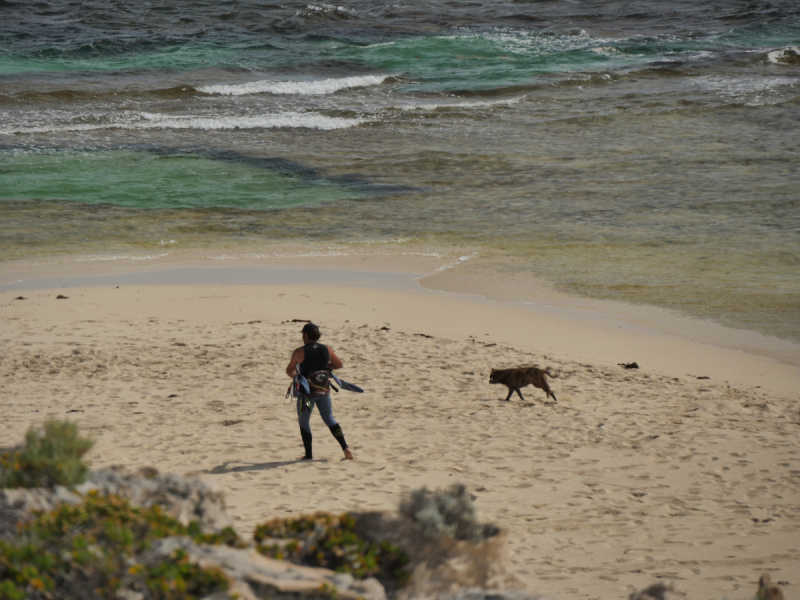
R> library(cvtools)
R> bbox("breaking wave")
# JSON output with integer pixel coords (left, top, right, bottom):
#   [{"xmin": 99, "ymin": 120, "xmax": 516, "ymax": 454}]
[
  {"xmin": 2, "ymin": 111, "xmax": 365, "ymax": 134},
  {"xmin": 767, "ymin": 46, "xmax": 800, "ymax": 65},
  {"xmin": 198, "ymin": 74, "xmax": 388, "ymax": 96}
]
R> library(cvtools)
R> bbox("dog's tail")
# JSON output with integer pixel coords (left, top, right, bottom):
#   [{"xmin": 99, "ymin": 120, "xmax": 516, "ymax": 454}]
[{"xmin": 544, "ymin": 367, "xmax": 560, "ymax": 379}]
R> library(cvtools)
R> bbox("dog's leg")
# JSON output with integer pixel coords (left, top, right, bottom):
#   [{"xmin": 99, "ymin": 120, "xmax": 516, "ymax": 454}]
[
  {"xmin": 542, "ymin": 382, "xmax": 557, "ymax": 402},
  {"xmin": 516, "ymin": 388, "xmax": 525, "ymax": 401},
  {"xmin": 504, "ymin": 388, "xmax": 514, "ymax": 401}
]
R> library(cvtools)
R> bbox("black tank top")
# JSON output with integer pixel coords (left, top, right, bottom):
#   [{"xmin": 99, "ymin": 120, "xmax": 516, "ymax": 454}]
[{"xmin": 300, "ymin": 342, "xmax": 330, "ymax": 376}]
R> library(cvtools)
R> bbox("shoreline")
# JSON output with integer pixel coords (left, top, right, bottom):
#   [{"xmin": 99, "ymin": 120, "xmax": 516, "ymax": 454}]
[
  {"xmin": 0, "ymin": 268, "xmax": 800, "ymax": 394},
  {"xmin": 2, "ymin": 255, "xmax": 799, "ymax": 386}
]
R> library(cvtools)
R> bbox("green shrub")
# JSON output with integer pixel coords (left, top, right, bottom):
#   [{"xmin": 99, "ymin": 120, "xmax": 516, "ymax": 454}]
[
  {"xmin": 399, "ymin": 484, "xmax": 497, "ymax": 543},
  {"xmin": 141, "ymin": 549, "xmax": 229, "ymax": 600},
  {"xmin": 0, "ymin": 420, "xmax": 94, "ymax": 488},
  {"xmin": 0, "ymin": 492, "xmax": 240, "ymax": 600},
  {"xmin": 254, "ymin": 512, "xmax": 410, "ymax": 591}
]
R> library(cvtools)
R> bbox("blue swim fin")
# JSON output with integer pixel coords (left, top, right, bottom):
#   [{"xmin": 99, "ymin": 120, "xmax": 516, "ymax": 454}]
[{"xmin": 331, "ymin": 373, "xmax": 363, "ymax": 393}]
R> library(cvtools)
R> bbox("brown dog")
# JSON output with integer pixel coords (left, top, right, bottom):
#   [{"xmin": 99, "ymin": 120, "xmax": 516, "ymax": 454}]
[{"xmin": 489, "ymin": 367, "xmax": 557, "ymax": 402}]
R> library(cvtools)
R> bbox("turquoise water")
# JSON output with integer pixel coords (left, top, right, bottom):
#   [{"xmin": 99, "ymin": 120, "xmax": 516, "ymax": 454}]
[
  {"xmin": 1, "ymin": 0, "xmax": 799, "ymax": 351},
  {"xmin": 0, "ymin": 150, "xmax": 362, "ymax": 210},
  {"xmin": 4, "ymin": 27, "xmax": 799, "ymax": 90}
]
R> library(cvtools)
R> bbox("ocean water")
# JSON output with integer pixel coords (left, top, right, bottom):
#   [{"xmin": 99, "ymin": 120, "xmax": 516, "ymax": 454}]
[{"xmin": 1, "ymin": 1, "xmax": 799, "ymax": 353}]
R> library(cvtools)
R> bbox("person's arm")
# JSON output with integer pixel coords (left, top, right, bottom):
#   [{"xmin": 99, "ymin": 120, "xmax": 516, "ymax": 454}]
[
  {"xmin": 327, "ymin": 346, "xmax": 344, "ymax": 370},
  {"xmin": 286, "ymin": 347, "xmax": 304, "ymax": 377}
]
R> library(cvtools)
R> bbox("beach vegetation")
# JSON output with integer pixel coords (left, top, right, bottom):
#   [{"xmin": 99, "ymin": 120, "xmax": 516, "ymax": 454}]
[
  {"xmin": 0, "ymin": 420, "xmax": 93, "ymax": 489},
  {"xmin": 0, "ymin": 491, "xmax": 241, "ymax": 599},
  {"xmin": 399, "ymin": 484, "xmax": 498, "ymax": 543},
  {"xmin": 254, "ymin": 512, "xmax": 410, "ymax": 591}
]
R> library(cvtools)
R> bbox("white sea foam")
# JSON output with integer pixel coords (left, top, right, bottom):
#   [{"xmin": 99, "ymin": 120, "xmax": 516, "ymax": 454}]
[
  {"xmin": 1, "ymin": 111, "xmax": 364, "ymax": 135},
  {"xmin": 477, "ymin": 28, "xmax": 603, "ymax": 57},
  {"xmin": 198, "ymin": 75, "xmax": 387, "ymax": 96},
  {"xmin": 767, "ymin": 46, "xmax": 800, "ymax": 65},
  {"xmin": 74, "ymin": 253, "xmax": 170, "ymax": 262},
  {"xmin": 590, "ymin": 46, "xmax": 621, "ymax": 55},
  {"xmin": 364, "ymin": 41, "xmax": 398, "ymax": 49},
  {"xmin": 373, "ymin": 27, "xmax": 608, "ymax": 62},
  {"xmin": 434, "ymin": 253, "xmax": 476, "ymax": 273},
  {"xmin": 686, "ymin": 50, "xmax": 715, "ymax": 61},
  {"xmin": 208, "ymin": 251, "xmax": 351, "ymax": 260},
  {"xmin": 393, "ymin": 97, "xmax": 524, "ymax": 112},
  {"xmin": 206, "ymin": 245, "xmax": 447, "ymax": 261},
  {"xmin": 696, "ymin": 76, "xmax": 797, "ymax": 106},
  {"xmin": 135, "ymin": 112, "xmax": 363, "ymax": 130},
  {"xmin": 303, "ymin": 4, "xmax": 357, "ymax": 16}
]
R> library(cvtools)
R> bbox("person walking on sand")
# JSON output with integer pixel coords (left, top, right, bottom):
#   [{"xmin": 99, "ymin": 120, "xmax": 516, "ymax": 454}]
[{"xmin": 286, "ymin": 323, "xmax": 354, "ymax": 461}]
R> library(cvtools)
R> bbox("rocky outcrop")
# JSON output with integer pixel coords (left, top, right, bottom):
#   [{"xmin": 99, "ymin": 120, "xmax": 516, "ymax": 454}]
[
  {"xmin": 144, "ymin": 536, "xmax": 386, "ymax": 600},
  {"xmin": 0, "ymin": 483, "xmax": 84, "ymax": 538},
  {"xmin": 0, "ymin": 469, "xmax": 531, "ymax": 600},
  {"xmin": 0, "ymin": 468, "xmax": 388, "ymax": 600},
  {"xmin": 0, "ymin": 466, "xmax": 230, "ymax": 539},
  {"xmin": 80, "ymin": 466, "xmax": 232, "ymax": 532}
]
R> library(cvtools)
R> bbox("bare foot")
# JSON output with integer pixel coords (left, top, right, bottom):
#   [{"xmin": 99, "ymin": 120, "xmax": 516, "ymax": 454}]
[{"xmin": 343, "ymin": 448, "xmax": 354, "ymax": 460}]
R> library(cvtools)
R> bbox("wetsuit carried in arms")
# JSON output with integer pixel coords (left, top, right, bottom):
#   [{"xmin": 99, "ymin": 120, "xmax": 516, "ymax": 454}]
[{"xmin": 297, "ymin": 341, "xmax": 349, "ymax": 459}]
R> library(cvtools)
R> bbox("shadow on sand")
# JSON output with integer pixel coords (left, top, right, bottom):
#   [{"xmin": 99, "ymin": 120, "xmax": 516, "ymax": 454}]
[{"xmin": 202, "ymin": 459, "xmax": 328, "ymax": 475}]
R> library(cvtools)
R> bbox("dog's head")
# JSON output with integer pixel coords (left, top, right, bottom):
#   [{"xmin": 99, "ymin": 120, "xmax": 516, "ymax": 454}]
[{"xmin": 488, "ymin": 369, "xmax": 499, "ymax": 384}]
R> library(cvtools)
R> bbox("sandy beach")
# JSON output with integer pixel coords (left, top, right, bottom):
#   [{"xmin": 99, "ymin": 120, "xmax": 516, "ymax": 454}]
[{"xmin": 1, "ymin": 264, "xmax": 798, "ymax": 600}]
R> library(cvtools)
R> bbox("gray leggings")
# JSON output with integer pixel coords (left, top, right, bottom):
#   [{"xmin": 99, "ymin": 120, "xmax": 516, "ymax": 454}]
[{"xmin": 297, "ymin": 394, "xmax": 338, "ymax": 433}]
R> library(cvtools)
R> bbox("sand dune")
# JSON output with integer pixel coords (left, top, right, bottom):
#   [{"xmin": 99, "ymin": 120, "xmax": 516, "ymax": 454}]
[{"xmin": 1, "ymin": 282, "xmax": 797, "ymax": 600}]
